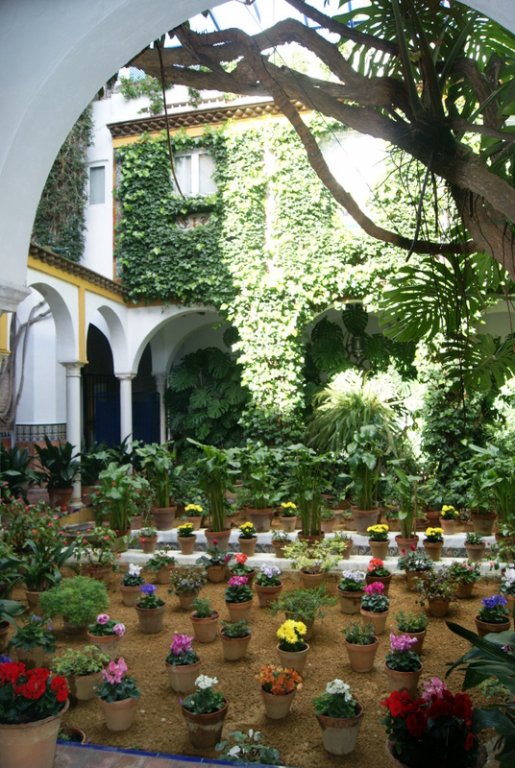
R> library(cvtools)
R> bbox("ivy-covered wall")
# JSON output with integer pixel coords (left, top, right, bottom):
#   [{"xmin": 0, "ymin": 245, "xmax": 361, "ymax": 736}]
[{"xmin": 115, "ymin": 119, "xmax": 394, "ymax": 440}]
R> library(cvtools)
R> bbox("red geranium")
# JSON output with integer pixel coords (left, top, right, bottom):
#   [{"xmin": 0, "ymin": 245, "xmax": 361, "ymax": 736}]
[{"xmin": 0, "ymin": 662, "xmax": 69, "ymax": 724}]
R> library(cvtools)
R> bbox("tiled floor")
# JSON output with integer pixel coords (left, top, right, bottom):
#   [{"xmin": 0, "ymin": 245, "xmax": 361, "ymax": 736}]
[{"xmin": 55, "ymin": 743, "xmax": 234, "ymax": 768}]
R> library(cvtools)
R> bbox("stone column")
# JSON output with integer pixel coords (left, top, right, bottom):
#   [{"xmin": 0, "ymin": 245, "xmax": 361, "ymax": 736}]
[
  {"xmin": 63, "ymin": 363, "xmax": 83, "ymax": 505},
  {"xmin": 117, "ymin": 373, "xmax": 135, "ymax": 450},
  {"xmin": 154, "ymin": 373, "xmax": 167, "ymax": 444}
]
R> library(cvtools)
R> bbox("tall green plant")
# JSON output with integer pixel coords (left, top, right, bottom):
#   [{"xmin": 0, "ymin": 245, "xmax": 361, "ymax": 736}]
[
  {"xmin": 190, "ymin": 441, "xmax": 238, "ymax": 532},
  {"xmin": 92, "ymin": 462, "xmax": 150, "ymax": 531},
  {"xmin": 135, "ymin": 442, "xmax": 174, "ymax": 508},
  {"xmin": 34, "ymin": 436, "xmax": 80, "ymax": 489},
  {"xmin": 283, "ymin": 445, "xmax": 329, "ymax": 536}
]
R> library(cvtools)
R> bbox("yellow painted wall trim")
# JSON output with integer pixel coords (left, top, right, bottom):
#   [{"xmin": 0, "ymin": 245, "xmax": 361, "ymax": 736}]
[
  {"xmin": 28, "ymin": 256, "xmax": 125, "ymax": 304},
  {"xmin": 0, "ymin": 313, "xmax": 9, "ymax": 356},
  {"xmin": 78, "ymin": 285, "xmax": 87, "ymax": 363}
]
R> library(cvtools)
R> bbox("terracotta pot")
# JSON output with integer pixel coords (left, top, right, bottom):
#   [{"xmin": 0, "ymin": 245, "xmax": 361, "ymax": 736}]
[
  {"xmin": 261, "ymin": 689, "xmax": 296, "ymax": 720},
  {"xmin": 394, "ymin": 534, "xmax": 419, "ymax": 554},
  {"xmin": 423, "ymin": 541, "xmax": 443, "ymax": 562},
  {"xmin": 475, "ymin": 616, "xmax": 511, "ymax": 637},
  {"xmin": 359, "ymin": 607, "xmax": 388, "ymax": 635},
  {"xmin": 405, "ymin": 570, "xmax": 429, "ymax": 592},
  {"xmin": 205, "ymin": 529, "xmax": 231, "ymax": 552},
  {"xmin": 239, "ymin": 537, "xmax": 257, "ymax": 556},
  {"xmin": 178, "ymin": 593, "xmax": 198, "ymax": 611},
  {"xmin": 384, "ymin": 663, "xmax": 421, "ymax": 696},
  {"xmin": 386, "ymin": 739, "xmax": 411, "ymax": 768},
  {"xmin": 321, "ymin": 518, "xmax": 336, "ymax": 534},
  {"xmin": 365, "ymin": 573, "xmax": 392, "ymax": 595},
  {"xmin": 14, "ymin": 647, "xmax": 51, "ymax": 669},
  {"xmin": 178, "ymin": 536, "xmax": 196, "ymax": 555},
  {"xmin": 455, "ymin": 580, "xmax": 475, "ymax": 599},
  {"xmin": 100, "ymin": 696, "xmax": 137, "ymax": 732},
  {"xmin": 300, "ymin": 571, "xmax": 325, "ymax": 590},
  {"xmin": 166, "ymin": 660, "xmax": 201, "ymax": 693},
  {"xmin": 58, "ymin": 725, "xmax": 87, "ymax": 744},
  {"xmin": 276, "ymin": 642, "xmax": 310, "ymax": 675},
  {"xmin": 345, "ymin": 639, "xmax": 379, "ymax": 672},
  {"xmin": 206, "ymin": 564, "xmax": 227, "ymax": 583},
  {"xmin": 425, "ymin": 509, "xmax": 441, "ymax": 526},
  {"xmin": 80, "ymin": 564, "xmax": 112, "ymax": 583},
  {"xmin": 62, "ymin": 619, "xmax": 87, "ymax": 637},
  {"xmin": 72, "ymin": 671, "xmax": 101, "ymax": 701},
  {"xmin": 0, "ymin": 620, "xmax": 10, "ymax": 652},
  {"xmin": 272, "ymin": 540, "xmax": 288, "ymax": 558},
  {"xmin": 245, "ymin": 507, "xmax": 273, "ymax": 533},
  {"xmin": 130, "ymin": 515, "xmax": 143, "ymax": 530},
  {"xmin": 337, "ymin": 588, "xmax": 363, "ymax": 615},
  {"xmin": 297, "ymin": 532, "xmax": 324, "ymax": 544},
  {"xmin": 351, "ymin": 508, "xmax": 380, "ymax": 534},
  {"xmin": 220, "ymin": 631, "xmax": 251, "ymax": 661},
  {"xmin": 151, "ymin": 506, "xmax": 176, "ymax": 530},
  {"xmin": 120, "ymin": 584, "xmax": 142, "ymax": 607},
  {"xmin": 86, "ymin": 632, "xmax": 121, "ymax": 660},
  {"xmin": 427, "ymin": 597, "xmax": 451, "ymax": 618},
  {"xmin": 369, "ymin": 540, "xmax": 389, "ymax": 560},
  {"xmin": 182, "ymin": 701, "xmax": 228, "ymax": 748},
  {"xmin": 135, "ymin": 604, "xmax": 165, "ymax": 633},
  {"xmin": 48, "ymin": 487, "xmax": 73, "ymax": 509},
  {"xmin": 280, "ymin": 516, "xmax": 297, "ymax": 532},
  {"xmin": 140, "ymin": 535, "xmax": 157, "ymax": 554},
  {"xmin": 316, "ymin": 706, "xmax": 363, "ymax": 756},
  {"xmin": 0, "ymin": 699, "xmax": 68, "ymax": 768},
  {"xmin": 25, "ymin": 590, "xmax": 43, "ymax": 613},
  {"xmin": 190, "ymin": 611, "xmax": 219, "ymax": 643},
  {"xmin": 440, "ymin": 518, "xmax": 457, "ymax": 535},
  {"xmin": 403, "ymin": 629, "xmax": 426, "ymax": 655},
  {"xmin": 154, "ymin": 565, "xmax": 175, "ymax": 585},
  {"xmin": 465, "ymin": 543, "xmax": 486, "ymax": 563},
  {"xmin": 186, "ymin": 516, "xmax": 203, "ymax": 531},
  {"xmin": 226, "ymin": 599, "xmax": 252, "ymax": 622},
  {"xmin": 470, "ymin": 511, "xmax": 495, "ymax": 535},
  {"xmin": 256, "ymin": 583, "xmax": 283, "ymax": 608}
]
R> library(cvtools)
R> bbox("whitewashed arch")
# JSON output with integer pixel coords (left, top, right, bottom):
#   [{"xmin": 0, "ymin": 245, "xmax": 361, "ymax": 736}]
[
  {"xmin": 28, "ymin": 281, "xmax": 77, "ymax": 362},
  {"xmin": 95, "ymin": 305, "xmax": 130, "ymax": 374}
]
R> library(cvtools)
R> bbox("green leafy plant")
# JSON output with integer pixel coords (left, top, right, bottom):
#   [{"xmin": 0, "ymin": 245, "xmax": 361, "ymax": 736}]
[
  {"xmin": 192, "ymin": 597, "xmax": 216, "ymax": 619},
  {"xmin": 51, "ymin": 645, "xmax": 109, "ymax": 677},
  {"xmin": 34, "ymin": 437, "xmax": 80, "ymax": 489},
  {"xmin": 169, "ymin": 566, "xmax": 206, "ymax": 597},
  {"xmin": 40, "ymin": 576, "xmax": 109, "ymax": 628},
  {"xmin": 416, "ymin": 568, "xmax": 456, "ymax": 603},
  {"xmin": 91, "ymin": 463, "xmax": 151, "ymax": 532},
  {"xmin": 395, "ymin": 611, "xmax": 428, "ymax": 633},
  {"xmin": 0, "ymin": 445, "xmax": 41, "ymax": 500},
  {"xmin": 216, "ymin": 729, "xmax": 281, "ymax": 765},
  {"xmin": 190, "ymin": 441, "xmax": 238, "ymax": 533},
  {"xmin": 135, "ymin": 442, "xmax": 175, "ymax": 508},
  {"xmin": 8, "ymin": 615, "xmax": 55, "ymax": 654},
  {"xmin": 343, "ymin": 621, "xmax": 376, "ymax": 645},
  {"xmin": 270, "ymin": 586, "xmax": 336, "ymax": 624},
  {"xmin": 283, "ymin": 540, "xmax": 339, "ymax": 574},
  {"xmin": 220, "ymin": 620, "xmax": 250, "ymax": 638}
]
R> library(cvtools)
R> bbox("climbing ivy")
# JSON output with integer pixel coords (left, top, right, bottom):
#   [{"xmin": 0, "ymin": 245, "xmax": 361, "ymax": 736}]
[{"xmin": 32, "ymin": 106, "xmax": 93, "ymax": 262}]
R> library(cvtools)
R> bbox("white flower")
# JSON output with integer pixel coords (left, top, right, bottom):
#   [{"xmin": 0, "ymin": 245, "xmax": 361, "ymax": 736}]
[
  {"xmin": 502, "ymin": 568, "xmax": 515, "ymax": 589},
  {"xmin": 195, "ymin": 674, "xmax": 218, "ymax": 690},
  {"xmin": 128, "ymin": 563, "xmax": 142, "ymax": 576},
  {"xmin": 227, "ymin": 747, "xmax": 241, "ymax": 757},
  {"xmin": 326, "ymin": 679, "xmax": 352, "ymax": 700},
  {"xmin": 342, "ymin": 569, "xmax": 365, "ymax": 582}
]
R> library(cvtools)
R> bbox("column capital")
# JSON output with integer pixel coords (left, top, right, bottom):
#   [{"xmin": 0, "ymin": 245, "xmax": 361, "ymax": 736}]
[
  {"xmin": 116, "ymin": 372, "xmax": 136, "ymax": 381},
  {"xmin": 154, "ymin": 372, "xmax": 167, "ymax": 389},
  {"xmin": 61, "ymin": 362, "xmax": 84, "ymax": 377}
]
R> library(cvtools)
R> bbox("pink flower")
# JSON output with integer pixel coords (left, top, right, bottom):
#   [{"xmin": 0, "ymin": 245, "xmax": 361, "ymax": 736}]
[
  {"xmin": 113, "ymin": 623, "xmax": 126, "ymax": 637},
  {"xmin": 227, "ymin": 575, "xmax": 248, "ymax": 587},
  {"xmin": 171, "ymin": 633, "xmax": 194, "ymax": 656},
  {"xmin": 102, "ymin": 657, "xmax": 128, "ymax": 685},
  {"xmin": 363, "ymin": 582, "xmax": 385, "ymax": 595},
  {"xmin": 390, "ymin": 633, "xmax": 418, "ymax": 652},
  {"xmin": 422, "ymin": 676, "xmax": 447, "ymax": 701},
  {"xmin": 96, "ymin": 613, "xmax": 110, "ymax": 625}
]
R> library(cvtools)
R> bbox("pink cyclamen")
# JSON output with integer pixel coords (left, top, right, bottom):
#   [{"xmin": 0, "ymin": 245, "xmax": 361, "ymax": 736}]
[
  {"xmin": 102, "ymin": 656, "xmax": 128, "ymax": 685},
  {"xmin": 390, "ymin": 633, "xmax": 418, "ymax": 652},
  {"xmin": 227, "ymin": 575, "xmax": 248, "ymax": 587},
  {"xmin": 171, "ymin": 633, "xmax": 194, "ymax": 656},
  {"xmin": 96, "ymin": 613, "xmax": 110, "ymax": 625},
  {"xmin": 113, "ymin": 623, "xmax": 126, "ymax": 637},
  {"xmin": 363, "ymin": 581, "xmax": 385, "ymax": 595}
]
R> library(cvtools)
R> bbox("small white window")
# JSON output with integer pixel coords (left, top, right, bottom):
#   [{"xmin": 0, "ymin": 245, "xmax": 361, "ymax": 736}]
[
  {"xmin": 89, "ymin": 166, "xmax": 105, "ymax": 204},
  {"xmin": 171, "ymin": 151, "xmax": 216, "ymax": 196}
]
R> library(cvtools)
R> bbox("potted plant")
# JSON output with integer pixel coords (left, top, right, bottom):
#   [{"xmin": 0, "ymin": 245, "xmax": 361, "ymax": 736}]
[
  {"xmin": 475, "ymin": 594, "xmax": 510, "ymax": 636},
  {"xmin": 347, "ymin": 425, "xmax": 389, "ymax": 533},
  {"xmin": 465, "ymin": 435, "xmax": 515, "ymax": 534},
  {"xmin": 96, "ymin": 657, "xmax": 140, "ymax": 732},
  {"xmin": 397, "ymin": 548, "xmax": 434, "ymax": 591},
  {"xmin": 145, "ymin": 548, "xmax": 176, "ymax": 584},
  {"xmin": 0, "ymin": 444, "xmax": 42, "ymax": 502},
  {"xmin": 91, "ymin": 463, "xmax": 150, "ymax": 536},
  {"xmin": 0, "ymin": 660, "xmax": 69, "ymax": 768},
  {"xmin": 135, "ymin": 584, "xmax": 165, "ymax": 633},
  {"xmin": 190, "ymin": 597, "xmax": 219, "ymax": 643},
  {"xmin": 382, "ymin": 678, "xmax": 479, "ymax": 768},
  {"xmin": 190, "ymin": 441, "xmax": 238, "ymax": 550},
  {"xmin": 367, "ymin": 523, "xmax": 390, "ymax": 559},
  {"xmin": 238, "ymin": 521, "xmax": 257, "ymax": 556},
  {"xmin": 283, "ymin": 539, "xmax": 339, "ymax": 589},
  {"xmin": 276, "ymin": 619, "xmax": 309, "ymax": 675},
  {"xmin": 283, "ymin": 445, "xmax": 330, "ymax": 539},
  {"xmin": 440, "ymin": 504, "xmax": 460, "ymax": 534},
  {"xmin": 0, "ymin": 596, "xmax": 25, "ymax": 652},
  {"xmin": 422, "ymin": 526, "xmax": 444, "ymax": 561},
  {"xmin": 464, "ymin": 532, "xmax": 486, "ymax": 562},
  {"xmin": 392, "ymin": 466, "xmax": 422, "ymax": 550},
  {"xmin": 87, "ymin": 613, "xmax": 125, "ymax": 659},
  {"xmin": 257, "ymin": 664, "xmax": 302, "ymax": 720},
  {"xmin": 40, "ymin": 575, "xmax": 109, "ymax": 634},
  {"xmin": 365, "ymin": 557, "xmax": 392, "ymax": 594},
  {"xmin": 314, "ymin": 678, "xmax": 363, "ymax": 756},
  {"xmin": 416, "ymin": 567, "xmax": 456, "ymax": 617},
  {"xmin": 165, "ymin": 633, "xmax": 201, "ymax": 693},
  {"xmin": 71, "ymin": 526, "xmax": 118, "ymax": 580},
  {"xmin": 394, "ymin": 610, "xmax": 429, "ymax": 654},
  {"xmin": 271, "ymin": 530, "xmax": 290, "ymax": 558},
  {"xmin": 228, "ymin": 553, "xmax": 255, "ymax": 586},
  {"xmin": 51, "ymin": 645, "xmax": 109, "ymax": 701},
  {"xmin": 184, "ymin": 503, "xmax": 204, "ymax": 531},
  {"xmin": 321, "ymin": 507, "xmax": 336, "ymax": 534},
  {"xmin": 120, "ymin": 563, "xmax": 145, "ymax": 606},
  {"xmin": 343, "ymin": 621, "xmax": 378, "ymax": 672},
  {"xmin": 448, "ymin": 561, "xmax": 480, "ymax": 599},
  {"xmin": 177, "ymin": 522, "xmax": 196, "ymax": 555},
  {"xmin": 236, "ymin": 442, "xmax": 280, "ymax": 532},
  {"xmin": 135, "ymin": 442, "xmax": 176, "ymax": 529},
  {"xmin": 384, "ymin": 633, "xmax": 422, "ymax": 696},
  {"xmin": 500, "ymin": 566, "xmax": 515, "ymax": 616},
  {"xmin": 169, "ymin": 566, "xmax": 206, "ymax": 610},
  {"xmin": 139, "ymin": 525, "xmax": 158, "ymax": 554},
  {"xmin": 270, "ymin": 586, "xmax": 336, "ymax": 641},
  {"xmin": 79, "ymin": 444, "xmax": 111, "ymax": 505},
  {"xmin": 279, "ymin": 501, "xmax": 297, "ymax": 532},
  {"xmin": 215, "ymin": 729, "xmax": 281, "ymax": 765},
  {"xmin": 224, "ymin": 575, "xmax": 253, "ymax": 622},
  {"xmin": 255, "ymin": 564, "xmax": 283, "ymax": 608},
  {"xmin": 8, "ymin": 614, "xmax": 55, "ymax": 668},
  {"xmin": 360, "ymin": 581, "xmax": 390, "ymax": 635},
  {"xmin": 337, "ymin": 569, "xmax": 366, "ymax": 614},
  {"xmin": 34, "ymin": 436, "xmax": 80, "ymax": 508},
  {"xmin": 220, "ymin": 619, "xmax": 251, "ymax": 661},
  {"xmin": 181, "ymin": 674, "xmax": 228, "ymax": 748}
]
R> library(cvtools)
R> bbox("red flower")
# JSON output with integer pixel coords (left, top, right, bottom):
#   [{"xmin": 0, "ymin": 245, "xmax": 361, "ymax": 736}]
[
  {"xmin": 406, "ymin": 712, "xmax": 427, "ymax": 738},
  {"xmin": 235, "ymin": 553, "xmax": 247, "ymax": 565},
  {"xmin": 17, "ymin": 669, "xmax": 50, "ymax": 700},
  {"xmin": 381, "ymin": 689, "xmax": 416, "ymax": 717},
  {"xmin": 464, "ymin": 732, "xmax": 475, "ymax": 751},
  {"xmin": 0, "ymin": 662, "xmax": 26, "ymax": 685},
  {"xmin": 50, "ymin": 675, "xmax": 69, "ymax": 703}
]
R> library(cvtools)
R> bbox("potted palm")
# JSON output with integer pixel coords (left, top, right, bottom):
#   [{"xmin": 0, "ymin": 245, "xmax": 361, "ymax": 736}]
[
  {"xmin": 392, "ymin": 466, "xmax": 422, "ymax": 551},
  {"xmin": 314, "ymin": 679, "xmax": 363, "ymax": 756},
  {"xmin": 236, "ymin": 442, "xmax": 280, "ymax": 532},
  {"xmin": 165, "ymin": 633, "xmax": 201, "ymax": 692},
  {"xmin": 343, "ymin": 621, "xmax": 378, "ymax": 672},
  {"xmin": 51, "ymin": 645, "xmax": 109, "ymax": 701},
  {"xmin": 135, "ymin": 442, "xmax": 176, "ymax": 530},
  {"xmin": 33, "ymin": 436, "xmax": 79, "ymax": 508},
  {"xmin": 190, "ymin": 441, "xmax": 238, "ymax": 551},
  {"xmin": 283, "ymin": 445, "xmax": 329, "ymax": 539}
]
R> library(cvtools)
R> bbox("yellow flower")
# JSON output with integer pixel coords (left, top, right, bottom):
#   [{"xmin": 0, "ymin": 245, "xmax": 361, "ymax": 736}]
[
  {"xmin": 185, "ymin": 504, "xmax": 203, "ymax": 514},
  {"xmin": 280, "ymin": 502, "xmax": 297, "ymax": 510}
]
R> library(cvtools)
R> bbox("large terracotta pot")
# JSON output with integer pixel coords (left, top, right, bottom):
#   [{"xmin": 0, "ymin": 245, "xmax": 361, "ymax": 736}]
[
  {"xmin": 384, "ymin": 664, "xmax": 421, "ymax": 697},
  {"xmin": 394, "ymin": 535, "xmax": 419, "ymax": 554},
  {"xmin": 300, "ymin": 571, "xmax": 325, "ymax": 590},
  {"xmin": 178, "ymin": 536, "xmax": 196, "ymax": 555},
  {"xmin": 154, "ymin": 565, "xmax": 175, "ymax": 585},
  {"xmin": 206, "ymin": 564, "xmax": 227, "ymax": 583},
  {"xmin": 261, "ymin": 689, "xmax": 296, "ymax": 720},
  {"xmin": 423, "ymin": 541, "xmax": 443, "ymax": 562},
  {"xmin": 352, "ymin": 508, "xmax": 380, "ymax": 534},
  {"xmin": 0, "ymin": 700, "xmax": 68, "ymax": 768},
  {"xmin": 316, "ymin": 705, "xmax": 363, "ymax": 756},
  {"xmin": 220, "ymin": 631, "xmax": 251, "ymax": 661},
  {"xmin": 465, "ymin": 543, "xmax": 486, "ymax": 563},
  {"xmin": 25, "ymin": 590, "xmax": 43, "ymax": 613},
  {"xmin": 225, "ymin": 599, "xmax": 252, "ymax": 622},
  {"xmin": 72, "ymin": 672, "xmax": 101, "ymax": 701},
  {"xmin": 427, "ymin": 597, "xmax": 451, "ymax": 618},
  {"xmin": 365, "ymin": 573, "xmax": 392, "ymax": 595},
  {"xmin": 276, "ymin": 643, "xmax": 310, "ymax": 675},
  {"xmin": 177, "ymin": 593, "xmax": 198, "ymax": 611},
  {"xmin": 120, "ymin": 584, "xmax": 142, "ymax": 607},
  {"xmin": 205, "ymin": 529, "xmax": 231, "ymax": 552},
  {"xmin": 182, "ymin": 701, "xmax": 228, "ymax": 748},
  {"xmin": 337, "ymin": 588, "xmax": 363, "ymax": 615},
  {"xmin": 239, "ymin": 537, "xmax": 257, "ymax": 556},
  {"xmin": 86, "ymin": 632, "xmax": 120, "ymax": 660},
  {"xmin": 48, "ymin": 487, "xmax": 73, "ymax": 509},
  {"xmin": 359, "ymin": 607, "xmax": 388, "ymax": 635},
  {"xmin": 455, "ymin": 581, "xmax": 475, "ymax": 599},
  {"xmin": 440, "ymin": 518, "xmax": 457, "ymax": 535},
  {"xmin": 470, "ymin": 511, "xmax": 495, "ymax": 535},
  {"xmin": 186, "ymin": 515, "xmax": 203, "ymax": 531},
  {"xmin": 256, "ymin": 583, "xmax": 283, "ymax": 608},
  {"xmin": 403, "ymin": 629, "xmax": 427, "ymax": 655},
  {"xmin": 345, "ymin": 639, "xmax": 379, "ymax": 672},
  {"xmin": 475, "ymin": 616, "xmax": 511, "ymax": 637},
  {"xmin": 99, "ymin": 696, "xmax": 137, "ymax": 732},
  {"xmin": 280, "ymin": 516, "xmax": 297, "ymax": 532},
  {"xmin": 369, "ymin": 540, "xmax": 389, "ymax": 559},
  {"xmin": 166, "ymin": 660, "xmax": 201, "ymax": 693},
  {"xmin": 245, "ymin": 507, "xmax": 273, "ymax": 533},
  {"xmin": 190, "ymin": 611, "xmax": 219, "ymax": 643},
  {"xmin": 151, "ymin": 506, "xmax": 176, "ymax": 530},
  {"xmin": 135, "ymin": 604, "xmax": 165, "ymax": 633},
  {"xmin": 272, "ymin": 540, "xmax": 288, "ymax": 558}
]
